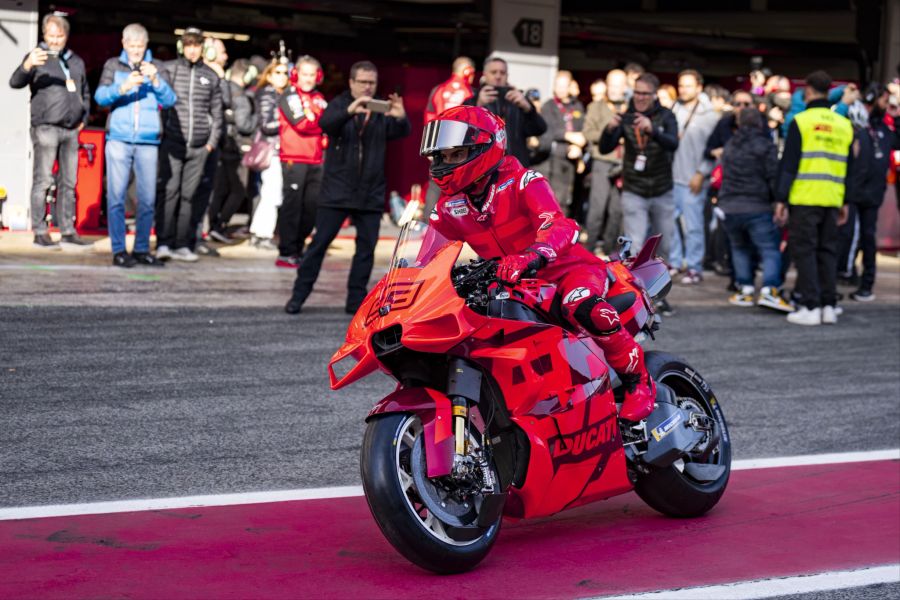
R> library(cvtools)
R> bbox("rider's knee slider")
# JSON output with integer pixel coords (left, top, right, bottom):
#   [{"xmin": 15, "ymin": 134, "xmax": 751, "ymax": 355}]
[{"xmin": 574, "ymin": 296, "xmax": 621, "ymax": 336}]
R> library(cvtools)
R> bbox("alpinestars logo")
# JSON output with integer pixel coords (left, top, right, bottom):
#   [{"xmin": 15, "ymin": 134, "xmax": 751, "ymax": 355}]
[
  {"xmin": 563, "ymin": 287, "xmax": 591, "ymax": 305},
  {"xmin": 626, "ymin": 347, "xmax": 640, "ymax": 373},
  {"xmin": 519, "ymin": 170, "xmax": 543, "ymax": 190},
  {"xmin": 595, "ymin": 307, "xmax": 619, "ymax": 330}
]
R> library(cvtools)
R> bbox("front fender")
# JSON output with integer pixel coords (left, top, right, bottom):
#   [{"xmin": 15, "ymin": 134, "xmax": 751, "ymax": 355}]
[{"xmin": 368, "ymin": 387, "xmax": 454, "ymax": 478}]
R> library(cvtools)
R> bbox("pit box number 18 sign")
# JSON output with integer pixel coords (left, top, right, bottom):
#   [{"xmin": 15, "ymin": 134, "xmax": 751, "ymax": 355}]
[{"xmin": 513, "ymin": 18, "xmax": 543, "ymax": 48}]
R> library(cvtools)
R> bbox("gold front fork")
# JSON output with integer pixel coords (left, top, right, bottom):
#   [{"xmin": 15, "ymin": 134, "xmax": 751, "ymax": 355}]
[{"xmin": 452, "ymin": 400, "xmax": 468, "ymax": 455}]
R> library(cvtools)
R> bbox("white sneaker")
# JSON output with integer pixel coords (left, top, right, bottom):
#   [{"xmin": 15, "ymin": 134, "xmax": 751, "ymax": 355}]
[
  {"xmin": 786, "ymin": 306, "xmax": 822, "ymax": 326},
  {"xmin": 156, "ymin": 245, "xmax": 173, "ymax": 261},
  {"xmin": 171, "ymin": 247, "xmax": 199, "ymax": 262},
  {"xmin": 821, "ymin": 305, "xmax": 838, "ymax": 325}
]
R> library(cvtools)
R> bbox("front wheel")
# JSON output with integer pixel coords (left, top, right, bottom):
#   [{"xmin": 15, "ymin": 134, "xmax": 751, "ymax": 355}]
[
  {"xmin": 633, "ymin": 351, "xmax": 732, "ymax": 518},
  {"xmin": 360, "ymin": 413, "xmax": 501, "ymax": 574}
]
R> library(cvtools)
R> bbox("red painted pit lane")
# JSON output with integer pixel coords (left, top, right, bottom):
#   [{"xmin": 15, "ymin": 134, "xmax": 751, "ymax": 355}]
[{"xmin": 1, "ymin": 460, "xmax": 897, "ymax": 599}]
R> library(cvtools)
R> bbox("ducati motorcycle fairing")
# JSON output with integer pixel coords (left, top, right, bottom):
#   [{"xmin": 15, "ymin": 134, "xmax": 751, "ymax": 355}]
[{"xmin": 331, "ymin": 219, "xmax": 731, "ymax": 573}]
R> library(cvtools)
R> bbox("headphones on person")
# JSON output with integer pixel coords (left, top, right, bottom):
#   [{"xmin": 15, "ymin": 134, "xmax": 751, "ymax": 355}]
[
  {"xmin": 243, "ymin": 64, "xmax": 259, "ymax": 86},
  {"xmin": 176, "ymin": 27, "xmax": 204, "ymax": 56},
  {"xmin": 294, "ymin": 55, "xmax": 324, "ymax": 86},
  {"xmin": 202, "ymin": 38, "xmax": 220, "ymax": 63},
  {"xmin": 225, "ymin": 63, "xmax": 260, "ymax": 87}
]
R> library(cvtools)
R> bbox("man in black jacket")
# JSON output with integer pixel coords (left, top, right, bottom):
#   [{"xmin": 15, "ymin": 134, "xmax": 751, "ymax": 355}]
[
  {"xmin": 464, "ymin": 56, "xmax": 547, "ymax": 167},
  {"xmin": 9, "ymin": 13, "xmax": 91, "ymax": 249},
  {"xmin": 285, "ymin": 60, "xmax": 411, "ymax": 315},
  {"xmin": 155, "ymin": 28, "xmax": 223, "ymax": 262},
  {"xmin": 600, "ymin": 73, "xmax": 679, "ymax": 257}
]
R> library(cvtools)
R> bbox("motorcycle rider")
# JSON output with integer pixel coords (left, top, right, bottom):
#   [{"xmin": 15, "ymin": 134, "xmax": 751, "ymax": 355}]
[{"xmin": 420, "ymin": 105, "xmax": 656, "ymax": 421}]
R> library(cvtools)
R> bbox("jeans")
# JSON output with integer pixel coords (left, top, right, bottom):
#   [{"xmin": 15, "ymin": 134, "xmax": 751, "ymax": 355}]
[
  {"xmin": 584, "ymin": 160, "xmax": 622, "ymax": 255},
  {"xmin": 290, "ymin": 207, "xmax": 381, "ymax": 310},
  {"xmin": 669, "ymin": 182, "xmax": 707, "ymax": 272},
  {"xmin": 722, "ymin": 212, "xmax": 782, "ymax": 289},
  {"xmin": 156, "ymin": 140, "xmax": 209, "ymax": 249},
  {"xmin": 105, "ymin": 140, "xmax": 158, "ymax": 254},
  {"xmin": 788, "ymin": 205, "xmax": 839, "ymax": 309},
  {"xmin": 621, "ymin": 189, "xmax": 674, "ymax": 259},
  {"xmin": 30, "ymin": 124, "xmax": 79, "ymax": 235}
]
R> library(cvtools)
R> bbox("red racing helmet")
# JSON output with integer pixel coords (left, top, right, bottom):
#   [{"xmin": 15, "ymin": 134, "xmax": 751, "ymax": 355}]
[{"xmin": 420, "ymin": 105, "xmax": 507, "ymax": 195}]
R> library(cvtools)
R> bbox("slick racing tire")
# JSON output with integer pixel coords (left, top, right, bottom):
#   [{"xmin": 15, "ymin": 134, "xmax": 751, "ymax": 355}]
[
  {"xmin": 360, "ymin": 413, "xmax": 501, "ymax": 574},
  {"xmin": 633, "ymin": 351, "xmax": 732, "ymax": 518}
]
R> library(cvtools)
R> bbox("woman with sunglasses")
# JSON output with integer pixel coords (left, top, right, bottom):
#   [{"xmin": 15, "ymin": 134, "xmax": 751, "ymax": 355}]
[{"xmin": 248, "ymin": 60, "xmax": 290, "ymax": 250}]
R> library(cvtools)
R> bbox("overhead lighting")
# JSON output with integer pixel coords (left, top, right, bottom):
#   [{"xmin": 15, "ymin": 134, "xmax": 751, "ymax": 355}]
[{"xmin": 174, "ymin": 28, "xmax": 250, "ymax": 42}]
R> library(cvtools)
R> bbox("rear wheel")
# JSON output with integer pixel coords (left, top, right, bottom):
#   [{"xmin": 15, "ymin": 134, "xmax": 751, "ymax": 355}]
[
  {"xmin": 633, "ymin": 351, "xmax": 732, "ymax": 518},
  {"xmin": 360, "ymin": 413, "xmax": 501, "ymax": 573}
]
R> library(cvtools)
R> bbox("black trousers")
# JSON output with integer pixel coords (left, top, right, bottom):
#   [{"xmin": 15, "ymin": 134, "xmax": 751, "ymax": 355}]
[
  {"xmin": 837, "ymin": 203, "xmax": 880, "ymax": 291},
  {"xmin": 188, "ymin": 148, "xmax": 220, "ymax": 249},
  {"xmin": 156, "ymin": 141, "xmax": 209, "ymax": 249},
  {"xmin": 836, "ymin": 204, "xmax": 858, "ymax": 278},
  {"xmin": 278, "ymin": 162, "xmax": 322, "ymax": 257},
  {"xmin": 290, "ymin": 207, "xmax": 381, "ymax": 311},
  {"xmin": 789, "ymin": 205, "xmax": 839, "ymax": 309},
  {"xmin": 208, "ymin": 158, "xmax": 248, "ymax": 232}
]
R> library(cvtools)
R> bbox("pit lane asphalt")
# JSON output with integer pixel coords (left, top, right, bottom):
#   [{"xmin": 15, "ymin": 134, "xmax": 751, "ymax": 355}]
[
  {"xmin": 1, "ymin": 232, "xmax": 898, "ymax": 599},
  {"xmin": 1, "ymin": 235, "xmax": 897, "ymax": 507}
]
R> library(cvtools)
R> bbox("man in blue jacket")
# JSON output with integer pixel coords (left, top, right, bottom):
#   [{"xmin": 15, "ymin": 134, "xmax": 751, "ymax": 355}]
[{"xmin": 95, "ymin": 23, "xmax": 176, "ymax": 267}]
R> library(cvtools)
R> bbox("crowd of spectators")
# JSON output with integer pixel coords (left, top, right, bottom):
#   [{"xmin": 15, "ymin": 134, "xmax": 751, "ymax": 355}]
[
  {"xmin": 8, "ymin": 14, "xmax": 900, "ymax": 324},
  {"xmin": 526, "ymin": 62, "xmax": 899, "ymax": 325}
]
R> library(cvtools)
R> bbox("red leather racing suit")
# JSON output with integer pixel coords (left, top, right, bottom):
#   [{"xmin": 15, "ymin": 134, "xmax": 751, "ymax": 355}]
[{"xmin": 423, "ymin": 155, "xmax": 648, "ymax": 390}]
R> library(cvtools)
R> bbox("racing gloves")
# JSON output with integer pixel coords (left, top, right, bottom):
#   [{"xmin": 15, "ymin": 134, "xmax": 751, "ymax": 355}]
[{"xmin": 497, "ymin": 244, "xmax": 556, "ymax": 284}]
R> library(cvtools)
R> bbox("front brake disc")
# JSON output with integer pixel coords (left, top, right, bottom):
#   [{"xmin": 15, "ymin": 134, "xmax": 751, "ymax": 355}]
[{"xmin": 410, "ymin": 437, "xmax": 478, "ymax": 527}]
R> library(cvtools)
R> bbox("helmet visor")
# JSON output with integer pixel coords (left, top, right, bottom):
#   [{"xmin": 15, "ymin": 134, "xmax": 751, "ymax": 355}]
[{"xmin": 420, "ymin": 119, "xmax": 491, "ymax": 156}]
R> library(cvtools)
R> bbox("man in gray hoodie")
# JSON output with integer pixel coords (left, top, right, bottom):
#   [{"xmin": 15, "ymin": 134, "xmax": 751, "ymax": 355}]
[{"xmin": 668, "ymin": 69, "xmax": 719, "ymax": 284}]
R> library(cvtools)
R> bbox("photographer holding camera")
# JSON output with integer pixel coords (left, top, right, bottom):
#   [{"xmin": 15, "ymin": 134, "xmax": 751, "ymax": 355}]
[
  {"xmin": 600, "ymin": 72, "xmax": 679, "ymax": 258},
  {"xmin": 9, "ymin": 13, "xmax": 92, "ymax": 249},
  {"xmin": 464, "ymin": 56, "xmax": 546, "ymax": 167},
  {"xmin": 94, "ymin": 23, "xmax": 177, "ymax": 267},
  {"xmin": 285, "ymin": 60, "xmax": 410, "ymax": 315}
]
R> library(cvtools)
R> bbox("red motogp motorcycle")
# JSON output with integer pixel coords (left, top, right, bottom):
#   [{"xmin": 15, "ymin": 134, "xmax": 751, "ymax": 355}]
[{"xmin": 328, "ymin": 219, "xmax": 731, "ymax": 574}]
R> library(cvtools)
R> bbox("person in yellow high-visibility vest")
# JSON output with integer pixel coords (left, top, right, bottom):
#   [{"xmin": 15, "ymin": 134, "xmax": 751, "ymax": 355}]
[{"xmin": 774, "ymin": 70, "xmax": 854, "ymax": 326}]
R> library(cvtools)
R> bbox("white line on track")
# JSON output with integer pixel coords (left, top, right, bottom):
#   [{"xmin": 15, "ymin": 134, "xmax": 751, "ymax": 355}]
[
  {"xmin": 590, "ymin": 564, "xmax": 900, "ymax": 600},
  {"xmin": 730, "ymin": 448, "xmax": 899, "ymax": 470},
  {"xmin": 0, "ymin": 449, "xmax": 896, "ymax": 521}
]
